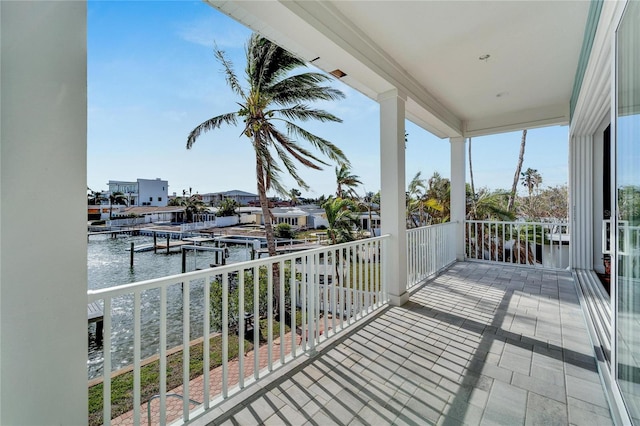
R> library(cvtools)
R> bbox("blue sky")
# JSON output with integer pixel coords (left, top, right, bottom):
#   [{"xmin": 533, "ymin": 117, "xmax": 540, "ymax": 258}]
[{"xmin": 88, "ymin": 1, "xmax": 568, "ymax": 199}]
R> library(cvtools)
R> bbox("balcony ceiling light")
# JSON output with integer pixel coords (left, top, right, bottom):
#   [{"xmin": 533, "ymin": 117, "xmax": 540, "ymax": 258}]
[{"xmin": 329, "ymin": 69, "xmax": 347, "ymax": 79}]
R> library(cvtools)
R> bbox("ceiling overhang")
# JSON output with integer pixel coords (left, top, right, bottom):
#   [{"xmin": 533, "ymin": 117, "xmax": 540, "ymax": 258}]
[{"xmin": 210, "ymin": 1, "xmax": 590, "ymax": 139}]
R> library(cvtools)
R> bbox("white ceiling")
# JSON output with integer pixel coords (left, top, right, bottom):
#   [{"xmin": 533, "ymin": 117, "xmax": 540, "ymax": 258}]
[{"xmin": 210, "ymin": 1, "xmax": 591, "ymax": 138}]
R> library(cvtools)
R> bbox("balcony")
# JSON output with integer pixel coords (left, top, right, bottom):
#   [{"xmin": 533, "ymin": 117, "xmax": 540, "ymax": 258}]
[
  {"xmin": 190, "ymin": 262, "xmax": 612, "ymax": 425},
  {"xmin": 88, "ymin": 222, "xmax": 613, "ymax": 425}
]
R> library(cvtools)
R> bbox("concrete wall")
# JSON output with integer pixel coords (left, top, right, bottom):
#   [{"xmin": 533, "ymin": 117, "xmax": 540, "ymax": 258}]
[
  {"xmin": 0, "ymin": 2, "xmax": 87, "ymax": 423},
  {"xmin": 138, "ymin": 178, "xmax": 168, "ymax": 207}
]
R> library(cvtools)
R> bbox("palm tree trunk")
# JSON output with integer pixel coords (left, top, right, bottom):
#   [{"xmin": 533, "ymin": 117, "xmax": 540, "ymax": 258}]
[
  {"xmin": 507, "ymin": 129, "xmax": 527, "ymax": 213},
  {"xmin": 469, "ymin": 137, "xmax": 477, "ymax": 219},
  {"xmin": 256, "ymin": 156, "xmax": 281, "ymax": 318}
]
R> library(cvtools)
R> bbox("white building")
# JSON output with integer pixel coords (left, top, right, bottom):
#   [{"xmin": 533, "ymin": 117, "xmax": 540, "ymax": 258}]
[
  {"xmin": 200, "ymin": 190, "xmax": 259, "ymax": 206},
  {"xmin": 108, "ymin": 178, "xmax": 168, "ymax": 207}
]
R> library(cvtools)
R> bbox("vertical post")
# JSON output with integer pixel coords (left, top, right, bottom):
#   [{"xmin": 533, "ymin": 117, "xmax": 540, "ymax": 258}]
[
  {"xmin": 153, "ymin": 231, "xmax": 157, "ymax": 254},
  {"xmin": 450, "ymin": 137, "xmax": 466, "ymax": 261},
  {"xmin": 166, "ymin": 233, "xmax": 170, "ymax": 255},
  {"xmin": 130, "ymin": 242, "xmax": 134, "ymax": 268},
  {"xmin": 0, "ymin": 2, "xmax": 87, "ymax": 424},
  {"xmin": 379, "ymin": 89, "xmax": 408, "ymax": 306},
  {"xmin": 181, "ymin": 248, "xmax": 186, "ymax": 273}
]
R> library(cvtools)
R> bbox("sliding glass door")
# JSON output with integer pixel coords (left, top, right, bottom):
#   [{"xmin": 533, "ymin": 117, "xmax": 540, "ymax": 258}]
[{"xmin": 616, "ymin": 1, "xmax": 640, "ymax": 423}]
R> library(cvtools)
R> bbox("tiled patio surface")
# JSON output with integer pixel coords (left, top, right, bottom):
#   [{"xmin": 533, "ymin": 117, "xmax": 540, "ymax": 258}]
[{"xmin": 192, "ymin": 262, "xmax": 613, "ymax": 426}]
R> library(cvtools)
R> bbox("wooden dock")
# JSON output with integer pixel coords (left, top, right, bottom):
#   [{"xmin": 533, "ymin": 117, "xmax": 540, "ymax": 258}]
[
  {"xmin": 154, "ymin": 240, "xmax": 191, "ymax": 250},
  {"xmin": 88, "ymin": 302, "xmax": 104, "ymax": 338}
]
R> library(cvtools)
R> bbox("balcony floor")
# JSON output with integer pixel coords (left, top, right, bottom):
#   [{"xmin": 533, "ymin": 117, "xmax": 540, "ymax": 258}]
[{"xmin": 194, "ymin": 262, "xmax": 613, "ymax": 425}]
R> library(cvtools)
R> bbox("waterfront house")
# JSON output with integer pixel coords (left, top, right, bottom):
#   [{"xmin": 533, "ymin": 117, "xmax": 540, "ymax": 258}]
[
  {"xmin": 1, "ymin": 1, "xmax": 638, "ymax": 424},
  {"xmin": 108, "ymin": 178, "xmax": 169, "ymax": 207}
]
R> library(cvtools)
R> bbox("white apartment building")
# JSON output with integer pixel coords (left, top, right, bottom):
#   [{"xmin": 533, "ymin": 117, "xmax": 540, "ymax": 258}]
[{"xmin": 108, "ymin": 178, "xmax": 168, "ymax": 207}]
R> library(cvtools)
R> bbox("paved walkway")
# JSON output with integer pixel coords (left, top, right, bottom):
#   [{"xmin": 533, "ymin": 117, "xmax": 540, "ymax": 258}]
[{"xmin": 191, "ymin": 262, "xmax": 613, "ymax": 425}]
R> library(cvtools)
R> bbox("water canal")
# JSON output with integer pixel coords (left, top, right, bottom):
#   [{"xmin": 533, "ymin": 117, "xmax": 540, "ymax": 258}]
[{"xmin": 87, "ymin": 234, "xmax": 253, "ymax": 379}]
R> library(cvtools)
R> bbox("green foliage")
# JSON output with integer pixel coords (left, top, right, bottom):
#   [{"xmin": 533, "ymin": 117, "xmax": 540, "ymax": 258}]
[
  {"xmin": 335, "ymin": 163, "xmax": 363, "ymax": 199},
  {"xmin": 216, "ymin": 198, "xmax": 238, "ymax": 217},
  {"xmin": 274, "ymin": 222, "xmax": 297, "ymax": 239},
  {"xmin": 168, "ymin": 195, "xmax": 207, "ymax": 222},
  {"xmin": 322, "ymin": 196, "xmax": 359, "ymax": 244},
  {"xmin": 209, "ymin": 267, "xmax": 296, "ymax": 332}
]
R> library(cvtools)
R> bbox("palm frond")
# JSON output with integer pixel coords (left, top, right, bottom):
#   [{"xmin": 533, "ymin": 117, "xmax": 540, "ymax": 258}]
[
  {"xmin": 285, "ymin": 122, "xmax": 348, "ymax": 164},
  {"xmin": 273, "ymin": 104, "xmax": 342, "ymax": 123},
  {"xmin": 187, "ymin": 113, "xmax": 238, "ymax": 149},
  {"xmin": 269, "ymin": 73, "xmax": 345, "ymax": 104},
  {"xmin": 269, "ymin": 125, "xmax": 328, "ymax": 169},
  {"xmin": 214, "ymin": 46, "xmax": 245, "ymax": 98}
]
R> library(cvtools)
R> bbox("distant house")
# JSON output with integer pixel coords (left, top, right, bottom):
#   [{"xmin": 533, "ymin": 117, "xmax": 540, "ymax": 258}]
[
  {"xmin": 200, "ymin": 190, "xmax": 259, "ymax": 206},
  {"xmin": 112, "ymin": 206, "xmax": 184, "ymax": 223},
  {"xmin": 108, "ymin": 178, "xmax": 169, "ymax": 207}
]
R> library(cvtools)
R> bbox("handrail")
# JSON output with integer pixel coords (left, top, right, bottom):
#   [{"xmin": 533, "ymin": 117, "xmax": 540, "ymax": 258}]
[
  {"xmin": 465, "ymin": 219, "xmax": 569, "ymax": 270},
  {"xmin": 406, "ymin": 222, "xmax": 457, "ymax": 289},
  {"xmin": 89, "ymin": 234, "xmax": 390, "ymax": 425}
]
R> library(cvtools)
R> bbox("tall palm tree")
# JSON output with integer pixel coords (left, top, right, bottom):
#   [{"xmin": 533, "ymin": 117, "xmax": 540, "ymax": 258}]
[
  {"xmin": 186, "ymin": 34, "xmax": 346, "ymax": 262},
  {"xmin": 507, "ymin": 129, "xmax": 527, "ymax": 213},
  {"xmin": 335, "ymin": 163, "xmax": 362, "ymax": 199}
]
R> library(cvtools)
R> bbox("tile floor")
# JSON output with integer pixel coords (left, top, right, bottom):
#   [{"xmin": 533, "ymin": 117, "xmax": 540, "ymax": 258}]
[{"xmin": 192, "ymin": 262, "xmax": 613, "ymax": 426}]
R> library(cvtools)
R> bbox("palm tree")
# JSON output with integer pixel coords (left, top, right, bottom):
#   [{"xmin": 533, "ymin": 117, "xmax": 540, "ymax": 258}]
[
  {"xmin": 288, "ymin": 188, "xmax": 301, "ymax": 206},
  {"xmin": 521, "ymin": 167, "xmax": 542, "ymax": 197},
  {"xmin": 424, "ymin": 172, "xmax": 450, "ymax": 224},
  {"xmin": 335, "ymin": 163, "xmax": 362, "ymax": 199},
  {"xmin": 507, "ymin": 129, "xmax": 527, "ymax": 213},
  {"xmin": 108, "ymin": 191, "xmax": 128, "ymax": 219},
  {"xmin": 186, "ymin": 34, "xmax": 346, "ymax": 262},
  {"xmin": 322, "ymin": 197, "xmax": 359, "ymax": 244},
  {"xmin": 87, "ymin": 188, "xmax": 106, "ymax": 205},
  {"xmin": 406, "ymin": 171, "xmax": 426, "ymax": 227},
  {"xmin": 169, "ymin": 195, "xmax": 207, "ymax": 222}
]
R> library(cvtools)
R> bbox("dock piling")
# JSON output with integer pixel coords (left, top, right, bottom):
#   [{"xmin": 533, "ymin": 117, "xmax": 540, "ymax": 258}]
[{"xmin": 130, "ymin": 242, "xmax": 134, "ymax": 268}]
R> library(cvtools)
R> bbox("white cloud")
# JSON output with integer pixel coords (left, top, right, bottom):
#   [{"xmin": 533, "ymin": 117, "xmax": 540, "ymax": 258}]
[{"xmin": 175, "ymin": 17, "xmax": 248, "ymax": 49}]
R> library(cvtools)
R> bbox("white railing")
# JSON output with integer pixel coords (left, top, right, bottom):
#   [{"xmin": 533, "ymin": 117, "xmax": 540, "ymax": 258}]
[
  {"xmin": 88, "ymin": 235, "xmax": 389, "ymax": 426},
  {"xmin": 180, "ymin": 220, "xmax": 218, "ymax": 232},
  {"xmin": 406, "ymin": 222, "xmax": 457, "ymax": 290},
  {"xmin": 465, "ymin": 220, "xmax": 570, "ymax": 270}
]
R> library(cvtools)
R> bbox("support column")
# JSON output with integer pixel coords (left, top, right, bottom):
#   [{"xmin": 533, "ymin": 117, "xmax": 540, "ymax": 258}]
[
  {"xmin": 1, "ymin": 2, "xmax": 87, "ymax": 424},
  {"xmin": 569, "ymin": 134, "xmax": 594, "ymax": 270},
  {"xmin": 379, "ymin": 89, "xmax": 408, "ymax": 306},
  {"xmin": 450, "ymin": 137, "xmax": 466, "ymax": 261}
]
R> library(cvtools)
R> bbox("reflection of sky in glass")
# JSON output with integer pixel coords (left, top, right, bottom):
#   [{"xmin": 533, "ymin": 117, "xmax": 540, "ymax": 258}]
[{"xmin": 617, "ymin": 114, "xmax": 640, "ymax": 188}]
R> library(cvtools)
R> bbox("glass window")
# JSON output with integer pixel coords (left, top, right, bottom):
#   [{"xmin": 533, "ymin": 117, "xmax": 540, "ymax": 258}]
[{"xmin": 616, "ymin": 2, "xmax": 640, "ymax": 422}]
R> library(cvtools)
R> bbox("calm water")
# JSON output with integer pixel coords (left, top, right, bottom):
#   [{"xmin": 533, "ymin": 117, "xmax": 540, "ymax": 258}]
[{"xmin": 87, "ymin": 234, "xmax": 251, "ymax": 379}]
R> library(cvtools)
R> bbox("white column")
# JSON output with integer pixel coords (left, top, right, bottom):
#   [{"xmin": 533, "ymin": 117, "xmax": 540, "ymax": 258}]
[
  {"xmin": 450, "ymin": 137, "xmax": 466, "ymax": 261},
  {"xmin": 379, "ymin": 89, "xmax": 408, "ymax": 306},
  {"xmin": 569, "ymin": 134, "xmax": 594, "ymax": 270},
  {"xmin": 1, "ymin": 2, "xmax": 87, "ymax": 424}
]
